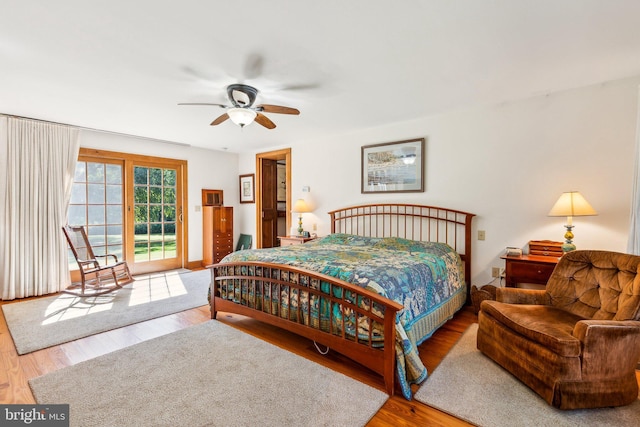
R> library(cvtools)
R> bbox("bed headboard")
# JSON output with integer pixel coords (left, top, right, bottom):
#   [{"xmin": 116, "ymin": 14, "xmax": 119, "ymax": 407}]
[{"xmin": 329, "ymin": 203, "xmax": 476, "ymax": 287}]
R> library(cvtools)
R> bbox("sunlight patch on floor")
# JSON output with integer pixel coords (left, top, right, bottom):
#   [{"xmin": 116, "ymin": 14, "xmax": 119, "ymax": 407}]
[
  {"xmin": 42, "ymin": 296, "xmax": 114, "ymax": 325},
  {"xmin": 128, "ymin": 270, "xmax": 188, "ymax": 306},
  {"xmin": 41, "ymin": 270, "xmax": 192, "ymax": 324}
]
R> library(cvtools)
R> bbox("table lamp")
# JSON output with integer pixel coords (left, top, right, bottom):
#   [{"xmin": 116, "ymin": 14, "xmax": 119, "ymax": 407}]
[
  {"xmin": 548, "ymin": 191, "xmax": 597, "ymax": 252},
  {"xmin": 292, "ymin": 199, "xmax": 311, "ymax": 235}
]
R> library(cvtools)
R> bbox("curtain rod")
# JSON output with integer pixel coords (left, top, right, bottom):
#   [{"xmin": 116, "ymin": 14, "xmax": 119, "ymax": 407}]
[{"xmin": 0, "ymin": 112, "xmax": 191, "ymax": 147}]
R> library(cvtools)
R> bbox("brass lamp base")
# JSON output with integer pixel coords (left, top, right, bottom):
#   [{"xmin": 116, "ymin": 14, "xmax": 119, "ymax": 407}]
[
  {"xmin": 297, "ymin": 215, "xmax": 304, "ymax": 235},
  {"xmin": 562, "ymin": 225, "xmax": 576, "ymax": 252}
]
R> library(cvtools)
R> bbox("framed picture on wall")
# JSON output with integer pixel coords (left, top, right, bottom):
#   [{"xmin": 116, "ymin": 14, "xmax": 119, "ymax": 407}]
[
  {"xmin": 361, "ymin": 138, "xmax": 425, "ymax": 193},
  {"xmin": 239, "ymin": 173, "xmax": 255, "ymax": 204}
]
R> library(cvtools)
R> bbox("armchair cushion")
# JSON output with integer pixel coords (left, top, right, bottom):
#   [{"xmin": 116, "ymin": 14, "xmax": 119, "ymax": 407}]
[{"xmin": 481, "ymin": 301, "xmax": 584, "ymax": 357}]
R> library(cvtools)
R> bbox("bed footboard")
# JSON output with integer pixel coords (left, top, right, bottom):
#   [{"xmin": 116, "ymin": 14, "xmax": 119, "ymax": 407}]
[{"xmin": 210, "ymin": 261, "xmax": 403, "ymax": 396}]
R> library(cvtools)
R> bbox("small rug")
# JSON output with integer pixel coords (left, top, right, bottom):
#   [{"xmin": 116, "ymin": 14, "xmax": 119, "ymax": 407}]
[
  {"xmin": 29, "ymin": 320, "xmax": 388, "ymax": 427},
  {"xmin": 3, "ymin": 269, "xmax": 210, "ymax": 354},
  {"xmin": 415, "ymin": 323, "xmax": 640, "ymax": 427}
]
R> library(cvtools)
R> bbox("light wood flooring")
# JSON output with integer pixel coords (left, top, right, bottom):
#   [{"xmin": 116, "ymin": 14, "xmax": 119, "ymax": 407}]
[{"xmin": 0, "ymin": 292, "xmax": 578, "ymax": 426}]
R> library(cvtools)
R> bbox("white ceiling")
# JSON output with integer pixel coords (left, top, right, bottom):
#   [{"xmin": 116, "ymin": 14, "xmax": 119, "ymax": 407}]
[{"xmin": 2, "ymin": 1, "xmax": 640, "ymax": 153}]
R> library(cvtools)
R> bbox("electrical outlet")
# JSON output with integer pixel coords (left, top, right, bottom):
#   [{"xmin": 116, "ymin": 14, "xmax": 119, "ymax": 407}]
[
  {"xmin": 478, "ymin": 230, "xmax": 486, "ymax": 241},
  {"xmin": 491, "ymin": 267, "xmax": 500, "ymax": 278},
  {"xmin": 313, "ymin": 223, "xmax": 317, "ymax": 231}
]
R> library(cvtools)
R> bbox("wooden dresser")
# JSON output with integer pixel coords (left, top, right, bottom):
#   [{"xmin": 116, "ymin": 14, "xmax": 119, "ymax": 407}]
[{"xmin": 202, "ymin": 206, "xmax": 233, "ymax": 266}]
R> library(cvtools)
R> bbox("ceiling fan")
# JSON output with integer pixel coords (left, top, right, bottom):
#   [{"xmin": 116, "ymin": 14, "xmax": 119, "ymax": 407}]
[{"xmin": 179, "ymin": 84, "xmax": 300, "ymax": 129}]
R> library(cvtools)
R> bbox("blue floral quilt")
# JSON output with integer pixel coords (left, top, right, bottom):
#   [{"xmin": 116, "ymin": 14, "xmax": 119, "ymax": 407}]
[{"xmin": 220, "ymin": 233, "xmax": 466, "ymax": 398}]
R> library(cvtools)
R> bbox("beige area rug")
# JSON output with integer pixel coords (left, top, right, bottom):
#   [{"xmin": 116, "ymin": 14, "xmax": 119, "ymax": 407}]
[
  {"xmin": 29, "ymin": 320, "xmax": 388, "ymax": 427},
  {"xmin": 414, "ymin": 323, "xmax": 640, "ymax": 427},
  {"xmin": 2, "ymin": 269, "xmax": 210, "ymax": 355}
]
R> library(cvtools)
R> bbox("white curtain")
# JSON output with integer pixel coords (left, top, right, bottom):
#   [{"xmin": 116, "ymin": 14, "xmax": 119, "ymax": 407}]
[
  {"xmin": 627, "ymin": 86, "xmax": 640, "ymax": 255},
  {"xmin": 0, "ymin": 117, "xmax": 79, "ymax": 299}
]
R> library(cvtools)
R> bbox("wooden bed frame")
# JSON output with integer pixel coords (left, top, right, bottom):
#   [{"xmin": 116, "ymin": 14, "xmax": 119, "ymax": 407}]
[{"xmin": 209, "ymin": 203, "xmax": 475, "ymax": 396}]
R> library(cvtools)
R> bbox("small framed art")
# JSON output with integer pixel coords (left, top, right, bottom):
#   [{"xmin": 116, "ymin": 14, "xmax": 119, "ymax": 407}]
[{"xmin": 239, "ymin": 174, "xmax": 255, "ymax": 204}]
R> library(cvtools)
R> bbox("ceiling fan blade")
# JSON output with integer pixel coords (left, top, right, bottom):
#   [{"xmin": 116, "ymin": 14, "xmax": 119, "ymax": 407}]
[
  {"xmin": 255, "ymin": 113, "xmax": 276, "ymax": 129},
  {"xmin": 258, "ymin": 104, "xmax": 300, "ymax": 115},
  {"xmin": 178, "ymin": 103, "xmax": 229, "ymax": 109},
  {"xmin": 210, "ymin": 113, "xmax": 230, "ymax": 126}
]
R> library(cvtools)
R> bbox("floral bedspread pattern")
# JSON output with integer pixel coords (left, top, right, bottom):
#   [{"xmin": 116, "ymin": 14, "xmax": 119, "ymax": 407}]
[{"xmin": 220, "ymin": 233, "xmax": 466, "ymax": 398}]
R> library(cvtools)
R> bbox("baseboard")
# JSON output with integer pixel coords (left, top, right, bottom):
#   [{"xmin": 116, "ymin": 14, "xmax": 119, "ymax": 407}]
[{"xmin": 186, "ymin": 260, "xmax": 205, "ymax": 270}]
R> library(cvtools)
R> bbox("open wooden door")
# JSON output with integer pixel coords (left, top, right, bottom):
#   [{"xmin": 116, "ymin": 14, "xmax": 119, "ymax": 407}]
[
  {"xmin": 256, "ymin": 148, "xmax": 291, "ymax": 249},
  {"xmin": 261, "ymin": 158, "xmax": 278, "ymax": 248}
]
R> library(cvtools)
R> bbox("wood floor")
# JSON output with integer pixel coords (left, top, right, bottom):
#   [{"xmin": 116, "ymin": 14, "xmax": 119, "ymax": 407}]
[{"xmin": 0, "ymin": 295, "xmax": 478, "ymax": 425}]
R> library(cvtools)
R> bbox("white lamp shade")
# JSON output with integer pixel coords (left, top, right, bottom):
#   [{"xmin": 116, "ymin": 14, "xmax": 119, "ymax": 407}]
[
  {"xmin": 227, "ymin": 107, "xmax": 257, "ymax": 126},
  {"xmin": 292, "ymin": 199, "xmax": 311, "ymax": 213},
  {"xmin": 548, "ymin": 191, "xmax": 597, "ymax": 217}
]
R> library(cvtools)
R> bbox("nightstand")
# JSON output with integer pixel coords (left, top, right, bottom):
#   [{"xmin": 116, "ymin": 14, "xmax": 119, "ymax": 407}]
[
  {"xmin": 277, "ymin": 236, "xmax": 316, "ymax": 246},
  {"xmin": 501, "ymin": 254, "xmax": 560, "ymax": 288}
]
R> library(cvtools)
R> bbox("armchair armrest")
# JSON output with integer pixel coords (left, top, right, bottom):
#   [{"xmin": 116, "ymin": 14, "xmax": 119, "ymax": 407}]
[
  {"xmin": 573, "ymin": 320, "xmax": 640, "ymax": 379},
  {"xmin": 496, "ymin": 287, "xmax": 548, "ymax": 305}
]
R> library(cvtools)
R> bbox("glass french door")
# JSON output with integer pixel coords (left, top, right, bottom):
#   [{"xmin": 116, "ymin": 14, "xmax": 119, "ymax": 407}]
[
  {"xmin": 68, "ymin": 159, "xmax": 125, "ymax": 271},
  {"xmin": 68, "ymin": 151, "xmax": 186, "ymax": 277},
  {"xmin": 128, "ymin": 162, "xmax": 183, "ymax": 274}
]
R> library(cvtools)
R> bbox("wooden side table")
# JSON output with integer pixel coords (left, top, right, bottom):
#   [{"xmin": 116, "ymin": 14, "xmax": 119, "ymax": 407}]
[
  {"xmin": 277, "ymin": 236, "xmax": 316, "ymax": 246},
  {"xmin": 501, "ymin": 254, "xmax": 560, "ymax": 288}
]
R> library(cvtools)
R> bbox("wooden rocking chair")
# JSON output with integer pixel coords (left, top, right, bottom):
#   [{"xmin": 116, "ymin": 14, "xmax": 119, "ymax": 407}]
[{"xmin": 62, "ymin": 225, "xmax": 134, "ymax": 296}]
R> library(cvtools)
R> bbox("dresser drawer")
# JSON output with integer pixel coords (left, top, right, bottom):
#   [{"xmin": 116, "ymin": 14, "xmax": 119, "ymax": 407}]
[
  {"xmin": 502, "ymin": 255, "xmax": 559, "ymax": 287},
  {"xmin": 510, "ymin": 261, "xmax": 556, "ymax": 281}
]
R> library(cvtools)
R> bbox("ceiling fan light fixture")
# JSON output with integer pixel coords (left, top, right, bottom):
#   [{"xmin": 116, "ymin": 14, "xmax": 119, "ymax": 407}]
[{"xmin": 227, "ymin": 107, "xmax": 257, "ymax": 127}]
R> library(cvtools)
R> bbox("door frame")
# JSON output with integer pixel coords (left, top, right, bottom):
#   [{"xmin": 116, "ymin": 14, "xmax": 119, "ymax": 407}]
[{"xmin": 255, "ymin": 148, "xmax": 291, "ymax": 249}]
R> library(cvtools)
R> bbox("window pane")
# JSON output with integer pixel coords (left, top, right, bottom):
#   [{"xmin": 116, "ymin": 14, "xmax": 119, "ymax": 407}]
[
  {"xmin": 134, "ymin": 167, "xmax": 148, "ymax": 185},
  {"xmin": 74, "ymin": 161, "xmax": 86, "ymax": 182},
  {"xmin": 106, "ymin": 185, "xmax": 122, "ymax": 204},
  {"xmin": 164, "ymin": 188, "xmax": 176, "ymax": 204},
  {"xmin": 105, "ymin": 164, "xmax": 122, "ymax": 184},
  {"xmin": 87, "ymin": 205, "xmax": 105, "ymax": 225},
  {"xmin": 70, "ymin": 183, "xmax": 86, "ymax": 204},
  {"xmin": 135, "ymin": 205, "xmax": 148, "ymax": 224},
  {"xmin": 149, "ymin": 206, "xmax": 162, "ymax": 223},
  {"xmin": 164, "ymin": 169, "xmax": 176, "ymax": 187},
  {"xmin": 87, "ymin": 183, "xmax": 105, "ymax": 204},
  {"xmin": 149, "ymin": 168, "xmax": 162, "ymax": 186},
  {"xmin": 106, "ymin": 205, "xmax": 122, "ymax": 224},
  {"xmin": 163, "ymin": 223, "xmax": 176, "ymax": 236},
  {"xmin": 135, "ymin": 242, "xmax": 149, "ymax": 262},
  {"xmin": 87, "ymin": 163, "xmax": 105, "ymax": 183},
  {"xmin": 87, "ymin": 225, "xmax": 106, "ymax": 247},
  {"xmin": 107, "ymin": 225, "xmax": 123, "ymax": 244},
  {"xmin": 68, "ymin": 205, "xmax": 86, "ymax": 226},
  {"xmin": 134, "ymin": 186, "xmax": 148, "ymax": 204},
  {"xmin": 163, "ymin": 206, "xmax": 176, "ymax": 222},
  {"xmin": 149, "ymin": 241, "xmax": 163, "ymax": 260},
  {"xmin": 135, "ymin": 223, "xmax": 148, "ymax": 237},
  {"xmin": 149, "ymin": 187, "xmax": 162, "ymax": 204},
  {"xmin": 150, "ymin": 223, "xmax": 162, "ymax": 236}
]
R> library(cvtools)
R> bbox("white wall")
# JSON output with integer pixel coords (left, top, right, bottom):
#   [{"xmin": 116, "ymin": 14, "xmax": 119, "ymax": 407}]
[
  {"xmin": 239, "ymin": 75, "xmax": 640, "ymax": 287},
  {"xmin": 79, "ymin": 130, "xmax": 239, "ymax": 263}
]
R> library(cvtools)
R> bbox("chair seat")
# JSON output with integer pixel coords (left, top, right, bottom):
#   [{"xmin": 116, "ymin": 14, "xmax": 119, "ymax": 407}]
[{"xmin": 481, "ymin": 300, "xmax": 585, "ymax": 357}]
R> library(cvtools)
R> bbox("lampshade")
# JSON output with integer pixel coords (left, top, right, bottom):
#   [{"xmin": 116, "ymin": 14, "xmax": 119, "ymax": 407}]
[
  {"xmin": 292, "ymin": 199, "xmax": 312, "ymax": 213},
  {"xmin": 548, "ymin": 191, "xmax": 597, "ymax": 253},
  {"xmin": 548, "ymin": 191, "xmax": 597, "ymax": 218},
  {"xmin": 227, "ymin": 107, "xmax": 257, "ymax": 127}
]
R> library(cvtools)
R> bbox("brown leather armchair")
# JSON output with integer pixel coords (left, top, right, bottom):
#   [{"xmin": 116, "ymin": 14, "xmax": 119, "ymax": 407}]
[{"xmin": 477, "ymin": 250, "xmax": 640, "ymax": 409}]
